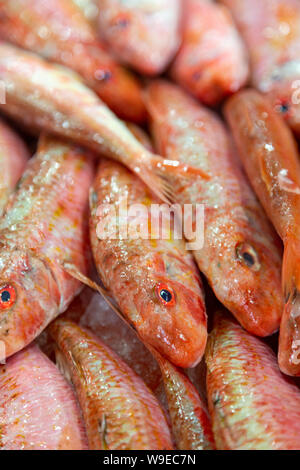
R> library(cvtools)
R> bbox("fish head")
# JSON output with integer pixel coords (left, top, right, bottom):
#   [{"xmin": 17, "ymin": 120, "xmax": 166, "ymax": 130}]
[
  {"xmin": 266, "ymin": 63, "xmax": 300, "ymax": 135},
  {"xmin": 208, "ymin": 218, "xmax": 284, "ymax": 337},
  {"xmin": 0, "ymin": 247, "xmax": 60, "ymax": 358},
  {"xmin": 131, "ymin": 251, "xmax": 207, "ymax": 368}
]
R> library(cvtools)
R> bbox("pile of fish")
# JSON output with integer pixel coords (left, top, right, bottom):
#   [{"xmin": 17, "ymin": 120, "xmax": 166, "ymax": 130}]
[{"xmin": 0, "ymin": 0, "xmax": 300, "ymax": 451}]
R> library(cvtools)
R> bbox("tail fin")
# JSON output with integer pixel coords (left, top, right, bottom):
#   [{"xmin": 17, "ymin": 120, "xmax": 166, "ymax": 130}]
[
  {"xmin": 279, "ymin": 237, "xmax": 300, "ymax": 376},
  {"xmin": 136, "ymin": 154, "xmax": 210, "ymax": 204}
]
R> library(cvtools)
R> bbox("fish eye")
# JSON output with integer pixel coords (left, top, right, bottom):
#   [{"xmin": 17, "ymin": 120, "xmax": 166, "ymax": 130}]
[
  {"xmin": 236, "ymin": 242, "xmax": 261, "ymax": 271},
  {"xmin": 0, "ymin": 285, "xmax": 16, "ymax": 310},
  {"xmin": 275, "ymin": 100, "xmax": 290, "ymax": 115},
  {"xmin": 155, "ymin": 283, "xmax": 175, "ymax": 307}
]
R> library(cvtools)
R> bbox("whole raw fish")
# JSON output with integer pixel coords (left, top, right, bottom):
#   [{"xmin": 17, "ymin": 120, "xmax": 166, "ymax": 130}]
[
  {"xmin": 145, "ymin": 80, "xmax": 283, "ymax": 337},
  {"xmin": 225, "ymin": 89, "xmax": 300, "ymax": 376},
  {"xmin": 0, "ymin": 42, "xmax": 191, "ymax": 204},
  {"xmin": 221, "ymin": 0, "xmax": 300, "ymax": 135},
  {"xmin": 206, "ymin": 311, "xmax": 300, "ymax": 450},
  {"xmin": 0, "ymin": 0, "xmax": 145, "ymax": 122},
  {"xmin": 0, "ymin": 118, "xmax": 29, "ymax": 211},
  {"xmin": 89, "ymin": 158, "xmax": 207, "ymax": 368},
  {"xmin": 49, "ymin": 319, "xmax": 173, "ymax": 450},
  {"xmin": 153, "ymin": 350, "xmax": 215, "ymax": 450},
  {"xmin": 98, "ymin": 0, "xmax": 181, "ymax": 75},
  {"xmin": 0, "ymin": 344, "xmax": 87, "ymax": 450},
  {"xmin": 0, "ymin": 135, "xmax": 93, "ymax": 358},
  {"xmin": 171, "ymin": 0, "xmax": 249, "ymax": 106}
]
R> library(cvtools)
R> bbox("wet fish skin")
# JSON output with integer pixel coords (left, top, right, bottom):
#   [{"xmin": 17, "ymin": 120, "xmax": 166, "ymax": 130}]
[
  {"xmin": 171, "ymin": 0, "xmax": 249, "ymax": 106},
  {"xmin": 49, "ymin": 318, "xmax": 174, "ymax": 450},
  {"xmin": 98, "ymin": 0, "xmax": 181, "ymax": 75},
  {"xmin": 145, "ymin": 80, "xmax": 283, "ymax": 337},
  {"xmin": 0, "ymin": 344, "xmax": 87, "ymax": 450},
  {"xmin": 0, "ymin": 0, "xmax": 145, "ymax": 122},
  {"xmin": 221, "ymin": 0, "xmax": 300, "ymax": 135},
  {"xmin": 153, "ymin": 350, "xmax": 215, "ymax": 450},
  {"xmin": 0, "ymin": 135, "xmax": 93, "ymax": 358},
  {"xmin": 0, "ymin": 42, "xmax": 183, "ymax": 204},
  {"xmin": 0, "ymin": 117, "xmax": 29, "ymax": 211},
  {"xmin": 89, "ymin": 158, "xmax": 207, "ymax": 368},
  {"xmin": 206, "ymin": 310, "xmax": 300, "ymax": 450},
  {"xmin": 224, "ymin": 89, "xmax": 300, "ymax": 376}
]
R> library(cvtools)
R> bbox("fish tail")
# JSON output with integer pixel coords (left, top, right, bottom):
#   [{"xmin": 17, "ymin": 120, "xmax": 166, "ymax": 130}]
[
  {"xmin": 279, "ymin": 236, "xmax": 300, "ymax": 376},
  {"xmin": 137, "ymin": 154, "xmax": 210, "ymax": 205}
]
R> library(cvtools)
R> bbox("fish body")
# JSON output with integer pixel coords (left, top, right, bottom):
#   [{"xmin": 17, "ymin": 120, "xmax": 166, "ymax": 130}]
[
  {"xmin": 206, "ymin": 311, "xmax": 300, "ymax": 450},
  {"xmin": 0, "ymin": 42, "xmax": 181, "ymax": 203},
  {"xmin": 0, "ymin": 0, "xmax": 145, "ymax": 122},
  {"xmin": 0, "ymin": 344, "xmax": 87, "ymax": 450},
  {"xmin": 89, "ymin": 158, "xmax": 207, "ymax": 368},
  {"xmin": 0, "ymin": 135, "xmax": 93, "ymax": 358},
  {"xmin": 145, "ymin": 80, "xmax": 283, "ymax": 337},
  {"xmin": 171, "ymin": 0, "xmax": 249, "ymax": 106},
  {"xmin": 154, "ymin": 350, "xmax": 215, "ymax": 450},
  {"xmin": 225, "ymin": 89, "xmax": 300, "ymax": 376},
  {"xmin": 0, "ymin": 118, "xmax": 29, "ymax": 210},
  {"xmin": 71, "ymin": 0, "xmax": 99, "ymax": 28},
  {"xmin": 49, "ymin": 319, "xmax": 173, "ymax": 450},
  {"xmin": 221, "ymin": 0, "xmax": 300, "ymax": 134},
  {"xmin": 98, "ymin": 0, "xmax": 181, "ymax": 75}
]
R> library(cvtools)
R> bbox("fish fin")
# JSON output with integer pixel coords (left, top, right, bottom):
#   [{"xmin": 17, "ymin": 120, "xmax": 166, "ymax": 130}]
[
  {"xmin": 98, "ymin": 415, "xmax": 109, "ymax": 450},
  {"xmin": 282, "ymin": 236, "xmax": 300, "ymax": 300},
  {"xmin": 137, "ymin": 155, "xmax": 210, "ymax": 204},
  {"xmin": 62, "ymin": 262, "xmax": 137, "ymax": 333}
]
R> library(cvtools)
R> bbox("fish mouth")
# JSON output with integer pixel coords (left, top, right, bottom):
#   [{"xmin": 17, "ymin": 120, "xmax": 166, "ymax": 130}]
[{"xmin": 279, "ymin": 290, "xmax": 300, "ymax": 376}]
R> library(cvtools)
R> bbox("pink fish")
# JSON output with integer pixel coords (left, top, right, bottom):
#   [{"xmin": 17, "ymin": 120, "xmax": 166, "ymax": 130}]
[
  {"xmin": 0, "ymin": 135, "xmax": 93, "ymax": 358},
  {"xmin": 49, "ymin": 319, "xmax": 173, "ymax": 450},
  {"xmin": 153, "ymin": 349, "xmax": 215, "ymax": 450},
  {"xmin": 98, "ymin": 0, "xmax": 181, "ymax": 75},
  {"xmin": 171, "ymin": 0, "xmax": 249, "ymax": 106},
  {"xmin": 0, "ymin": 344, "xmax": 87, "ymax": 450},
  {"xmin": 221, "ymin": 0, "xmax": 300, "ymax": 135},
  {"xmin": 89, "ymin": 158, "xmax": 207, "ymax": 368},
  {"xmin": 206, "ymin": 310, "xmax": 300, "ymax": 449},
  {"xmin": 0, "ymin": 0, "xmax": 145, "ymax": 122},
  {"xmin": 0, "ymin": 118, "xmax": 29, "ymax": 210}
]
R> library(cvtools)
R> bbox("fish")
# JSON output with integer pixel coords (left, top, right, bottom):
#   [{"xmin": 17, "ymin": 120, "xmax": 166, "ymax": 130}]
[
  {"xmin": 221, "ymin": 0, "xmax": 300, "ymax": 135},
  {"xmin": 0, "ymin": 343, "xmax": 87, "ymax": 450},
  {"xmin": 98, "ymin": 0, "xmax": 181, "ymax": 75},
  {"xmin": 145, "ymin": 80, "xmax": 283, "ymax": 337},
  {"xmin": 0, "ymin": 118, "xmax": 29, "ymax": 211},
  {"xmin": 170, "ymin": 0, "xmax": 249, "ymax": 106},
  {"xmin": 224, "ymin": 88, "xmax": 300, "ymax": 376},
  {"xmin": 0, "ymin": 134, "xmax": 93, "ymax": 358},
  {"xmin": 0, "ymin": 0, "xmax": 145, "ymax": 122},
  {"xmin": 89, "ymin": 158, "xmax": 207, "ymax": 368},
  {"xmin": 153, "ymin": 349, "xmax": 215, "ymax": 450},
  {"xmin": 206, "ymin": 310, "xmax": 300, "ymax": 450},
  {"xmin": 0, "ymin": 42, "xmax": 198, "ymax": 204},
  {"xmin": 49, "ymin": 318, "xmax": 174, "ymax": 450}
]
